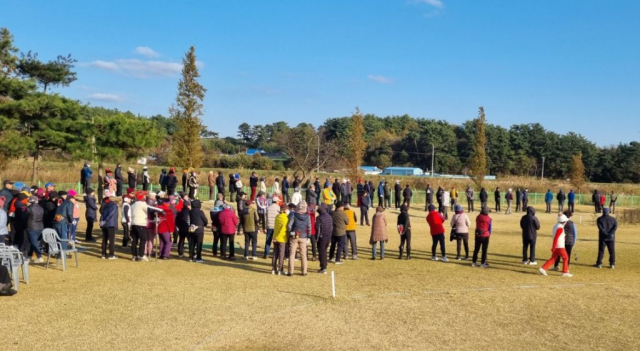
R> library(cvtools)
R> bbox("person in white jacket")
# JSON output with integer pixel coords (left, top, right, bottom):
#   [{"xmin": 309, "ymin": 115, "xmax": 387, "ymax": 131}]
[{"xmin": 291, "ymin": 187, "xmax": 303, "ymax": 206}]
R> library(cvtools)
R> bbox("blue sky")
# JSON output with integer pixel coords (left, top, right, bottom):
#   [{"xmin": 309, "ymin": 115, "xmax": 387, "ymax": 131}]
[{"xmin": 4, "ymin": 0, "xmax": 639, "ymax": 146}]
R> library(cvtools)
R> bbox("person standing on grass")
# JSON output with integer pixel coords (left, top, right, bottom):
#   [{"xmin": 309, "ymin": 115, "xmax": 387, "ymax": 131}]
[
  {"xmin": 479, "ymin": 187, "xmax": 488, "ymax": 210},
  {"xmin": 450, "ymin": 187, "xmax": 458, "ymax": 211},
  {"xmin": 425, "ymin": 184, "xmax": 434, "ymax": 208},
  {"xmin": 166, "ymin": 168, "xmax": 178, "ymax": 195},
  {"xmin": 219, "ymin": 204, "xmax": 239, "ymax": 261},
  {"xmin": 236, "ymin": 192, "xmax": 247, "ymax": 236},
  {"xmin": 344, "ymin": 203, "xmax": 358, "ymax": 260},
  {"xmin": 466, "ymin": 185, "xmax": 475, "ymax": 213},
  {"xmin": 127, "ymin": 167, "xmax": 137, "ymax": 191},
  {"xmin": 599, "ymin": 192, "xmax": 606, "ymax": 212},
  {"xmin": 322, "ymin": 183, "xmax": 336, "ymax": 212},
  {"xmin": 121, "ymin": 195, "xmax": 132, "ymax": 247},
  {"xmin": 306, "ymin": 184, "xmax": 318, "ymax": 209},
  {"xmin": 436, "ymin": 186, "xmax": 443, "ymax": 213},
  {"xmin": 188, "ymin": 200, "xmax": 208, "ymax": 263},
  {"xmin": 451, "ymin": 204, "xmax": 471, "ymax": 260},
  {"xmin": 157, "ymin": 198, "xmax": 175, "ymax": 260},
  {"xmin": 84, "ymin": 188, "xmax": 98, "ymax": 243},
  {"xmin": 142, "ymin": 166, "xmax": 150, "ymax": 191},
  {"xmin": 357, "ymin": 179, "xmax": 365, "ymax": 207},
  {"xmin": 210, "ymin": 204, "xmax": 223, "ymax": 257},
  {"xmin": 520, "ymin": 206, "xmax": 540, "ymax": 265},
  {"xmin": 282, "ymin": 176, "xmax": 290, "ymax": 203},
  {"xmin": 272, "ymin": 177, "xmax": 281, "ymax": 197},
  {"xmin": 104, "ymin": 169, "xmax": 116, "ymax": 197},
  {"xmin": 114, "ymin": 164, "xmax": 124, "ymax": 197},
  {"xmin": 505, "ymin": 188, "xmax": 513, "ymax": 214},
  {"xmin": 383, "ymin": 181, "xmax": 391, "ymax": 209},
  {"xmin": 594, "ymin": 208, "xmax": 617, "ymax": 269},
  {"xmin": 377, "ymin": 180, "xmax": 385, "ymax": 208},
  {"xmin": 26, "ymin": 196, "xmax": 44, "ymax": 263},
  {"xmin": 539, "ymin": 214, "xmax": 573, "ymax": 277},
  {"xmin": 395, "ymin": 180, "xmax": 402, "ymax": 209},
  {"xmin": 442, "ymin": 189, "xmax": 450, "ymax": 220},
  {"xmin": 368, "ymin": 181, "xmax": 375, "ymax": 208},
  {"xmin": 494, "ymin": 187, "xmax": 501, "ymax": 213},
  {"xmin": 176, "ymin": 199, "xmax": 191, "ymax": 258},
  {"xmin": 130, "ymin": 192, "xmax": 149, "ymax": 261},
  {"xmin": 287, "ymin": 201, "xmax": 311, "ymax": 276},
  {"xmin": 515, "ymin": 188, "xmax": 522, "ymax": 213},
  {"xmin": 403, "ymin": 184, "xmax": 413, "ymax": 210},
  {"xmin": 557, "ymin": 189, "xmax": 566, "ymax": 212},
  {"xmin": 316, "ymin": 205, "xmax": 333, "ymax": 274},
  {"xmin": 427, "ymin": 204, "xmax": 448, "ymax": 262},
  {"xmin": 0, "ymin": 181, "xmax": 14, "ymax": 212},
  {"xmin": 70, "ymin": 190, "xmax": 81, "ymax": 244},
  {"xmin": 242, "ymin": 201, "xmax": 259, "ymax": 260},
  {"xmin": 188, "ymin": 171, "xmax": 198, "ymax": 199},
  {"xmin": 181, "ymin": 169, "xmax": 189, "ymax": 192},
  {"xmin": 291, "ymin": 187, "xmax": 303, "ymax": 206},
  {"xmin": 229, "ymin": 173, "xmax": 237, "ymax": 200},
  {"xmin": 207, "ymin": 171, "xmax": 215, "ymax": 201},
  {"xmin": 370, "ymin": 206, "xmax": 388, "ymax": 260},
  {"xmin": 215, "ymin": 171, "xmax": 226, "ymax": 200},
  {"xmin": 307, "ymin": 205, "xmax": 318, "ymax": 261},
  {"xmin": 80, "ymin": 162, "xmax": 92, "ymax": 194},
  {"xmin": 159, "ymin": 169, "xmax": 168, "ymax": 192},
  {"xmin": 53, "ymin": 191, "xmax": 74, "ymax": 250},
  {"xmin": 553, "ymin": 210, "xmax": 577, "ymax": 271},
  {"xmin": 257, "ymin": 191, "xmax": 268, "ymax": 232},
  {"xmin": 544, "ymin": 189, "xmax": 553, "ymax": 213},
  {"xmin": 567, "ymin": 189, "xmax": 575, "ymax": 213},
  {"xmin": 249, "ymin": 172, "xmax": 258, "ymax": 201},
  {"xmin": 333, "ymin": 178, "xmax": 342, "ymax": 204},
  {"xmin": 330, "ymin": 201, "xmax": 349, "ymax": 265},
  {"xmin": 397, "ymin": 205, "xmax": 412, "ymax": 259},
  {"xmin": 99, "ymin": 196, "xmax": 119, "ymax": 260},
  {"xmin": 609, "ymin": 191, "xmax": 618, "ymax": 214},
  {"xmin": 522, "ymin": 188, "xmax": 530, "ymax": 209},
  {"xmin": 272, "ymin": 205, "xmax": 289, "ymax": 275},
  {"xmin": 472, "ymin": 207, "xmax": 492, "ymax": 268},
  {"xmin": 360, "ymin": 190, "xmax": 370, "ymax": 226}
]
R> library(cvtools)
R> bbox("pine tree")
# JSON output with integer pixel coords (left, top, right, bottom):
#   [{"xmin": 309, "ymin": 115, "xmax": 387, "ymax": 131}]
[
  {"xmin": 169, "ymin": 46, "xmax": 206, "ymax": 169},
  {"xmin": 469, "ymin": 107, "xmax": 487, "ymax": 188},
  {"xmin": 570, "ymin": 152, "xmax": 586, "ymax": 190},
  {"xmin": 346, "ymin": 107, "xmax": 366, "ymax": 181}
]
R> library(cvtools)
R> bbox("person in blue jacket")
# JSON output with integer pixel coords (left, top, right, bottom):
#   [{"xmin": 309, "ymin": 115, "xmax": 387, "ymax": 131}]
[
  {"xmin": 567, "ymin": 190, "xmax": 576, "ymax": 213},
  {"xmin": 544, "ymin": 190, "xmax": 553, "ymax": 213},
  {"xmin": 80, "ymin": 163, "xmax": 93, "ymax": 194},
  {"xmin": 377, "ymin": 181, "xmax": 385, "ymax": 208},
  {"xmin": 99, "ymin": 197, "xmax": 119, "ymax": 259}
]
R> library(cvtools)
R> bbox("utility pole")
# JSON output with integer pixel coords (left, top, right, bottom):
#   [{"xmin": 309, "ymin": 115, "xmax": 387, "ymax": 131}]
[
  {"xmin": 541, "ymin": 156, "xmax": 545, "ymax": 181},
  {"xmin": 431, "ymin": 144, "xmax": 435, "ymax": 178}
]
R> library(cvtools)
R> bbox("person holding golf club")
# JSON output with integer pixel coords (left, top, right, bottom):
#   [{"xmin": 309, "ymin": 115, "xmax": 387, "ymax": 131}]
[{"xmin": 539, "ymin": 214, "xmax": 573, "ymax": 277}]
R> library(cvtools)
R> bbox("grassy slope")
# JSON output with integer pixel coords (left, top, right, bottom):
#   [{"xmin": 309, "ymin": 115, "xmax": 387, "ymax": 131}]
[{"xmin": 2, "ymin": 203, "xmax": 639, "ymax": 350}]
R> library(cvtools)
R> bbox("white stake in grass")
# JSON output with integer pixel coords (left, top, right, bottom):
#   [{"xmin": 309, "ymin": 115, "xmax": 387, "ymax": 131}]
[{"xmin": 331, "ymin": 271, "xmax": 336, "ymax": 299}]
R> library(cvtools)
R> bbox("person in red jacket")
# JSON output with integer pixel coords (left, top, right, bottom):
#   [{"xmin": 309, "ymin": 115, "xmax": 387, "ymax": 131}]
[
  {"xmin": 472, "ymin": 207, "xmax": 492, "ymax": 268},
  {"xmin": 426, "ymin": 204, "xmax": 448, "ymax": 262},
  {"xmin": 599, "ymin": 194, "xmax": 606, "ymax": 208},
  {"xmin": 539, "ymin": 214, "xmax": 573, "ymax": 277},
  {"xmin": 218, "ymin": 205, "xmax": 239, "ymax": 260},
  {"xmin": 157, "ymin": 198, "xmax": 175, "ymax": 260}
]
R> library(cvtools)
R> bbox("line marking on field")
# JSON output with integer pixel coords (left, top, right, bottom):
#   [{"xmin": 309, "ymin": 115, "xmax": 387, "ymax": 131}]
[{"xmin": 514, "ymin": 285, "xmax": 540, "ymax": 289}]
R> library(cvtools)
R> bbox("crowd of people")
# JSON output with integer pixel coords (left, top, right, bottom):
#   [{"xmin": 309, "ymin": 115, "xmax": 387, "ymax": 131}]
[{"xmin": 0, "ymin": 165, "xmax": 622, "ymax": 295}]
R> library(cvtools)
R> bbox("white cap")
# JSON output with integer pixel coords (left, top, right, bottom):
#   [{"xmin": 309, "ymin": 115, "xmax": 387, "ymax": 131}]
[{"xmin": 558, "ymin": 214, "xmax": 568, "ymax": 223}]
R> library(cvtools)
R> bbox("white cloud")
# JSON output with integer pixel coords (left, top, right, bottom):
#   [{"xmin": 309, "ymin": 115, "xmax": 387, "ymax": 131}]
[
  {"xmin": 90, "ymin": 59, "xmax": 183, "ymax": 78},
  {"xmin": 367, "ymin": 74, "xmax": 393, "ymax": 84},
  {"xmin": 87, "ymin": 93, "xmax": 125, "ymax": 103},
  {"xmin": 134, "ymin": 46, "xmax": 160, "ymax": 58},
  {"xmin": 410, "ymin": 0, "xmax": 444, "ymax": 8}
]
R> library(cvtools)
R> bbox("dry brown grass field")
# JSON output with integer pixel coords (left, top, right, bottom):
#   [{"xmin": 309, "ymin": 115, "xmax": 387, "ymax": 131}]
[{"xmin": 2, "ymin": 202, "xmax": 639, "ymax": 351}]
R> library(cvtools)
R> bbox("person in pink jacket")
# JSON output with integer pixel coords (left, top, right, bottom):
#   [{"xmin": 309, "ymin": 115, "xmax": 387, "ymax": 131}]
[{"xmin": 218, "ymin": 205, "xmax": 239, "ymax": 260}]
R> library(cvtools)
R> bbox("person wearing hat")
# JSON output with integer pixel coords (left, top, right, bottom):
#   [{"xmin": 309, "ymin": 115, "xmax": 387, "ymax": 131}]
[
  {"xmin": 594, "ymin": 207, "xmax": 617, "ymax": 269},
  {"xmin": 0, "ymin": 180, "xmax": 14, "ymax": 212},
  {"xmin": 80, "ymin": 162, "xmax": 92, "ymax": 194},
  {"xmin": 142, "ymin": 166, "xmax": 150, "ymax": 191},
  {"xmin": 68, "ymin": 190, "xmax": 81, "ymax": 244},
  {"xmin": 539, "ymin": 214, "xmax": 573, "ymax": 277},
  {"xmin": 505, "ymin": 188, "xmax": 513, "ymax": 214},
  {"xmin": 249, "ymin": 172, "xmax": 259, "ymax": 201},
  {"xmin": 256, "ymin": 191, "xmax": 268, "ymax": 232},
  {"xmin": 42, "ymin": 191, "xmax": 58, "ymax": 230},
  {"xmin": 215, "ymin": 171, "xmax": 226, "ymax": 199},
  {"xmin": 99, "ymin": 195, "xmax": 119, "ymax": 260},
  {"xmin": 157, "ymin": 198, "xmax": 175, "ymax": 260},
  {"xmin": 121, "ymin": 195, "xmax": 132, "ymax": 247},
  {"xmin": 287, "ymin": 201, "xmax": 311, "ymax": 276},
  {"xmin": 166, "ymin": 168, "xmax": 178, "ymax": 195},
  {"xmin": 188, "ymin": 200, "xmax": 208, "ymax": 262},
  {"xmin": 520, "ymin": 206, "xmax": 540, "ymax": 265},
  {"xmin": 44, "ymin": 182, "xmax": 56, "ymax": 195},
  {"xmin": 26, "ymin": 196, "xmax": 44, "ymax": 262},
  {"xmin": 104, "ymin": 169, "xmax": 116, "ymax": 197},
  {"xmin": 553, "ymin": 210, "xmax": 577, "ymax": 271},
  {"xmin": 218, "ymin": 204, "xmax": 239, "ymax": 260},
  {"xmin": 188, "ymin": 171, "xmax": 198, "ymax": 199},
  {"xmin": 315, "ymin": 205, "xmax": 333, "ymax": 273},
  {"xmin": 176, "ymin": 199, "xmax": 191, "ymax": 257},
  {"xmin": 131, "ymin": 191, "xmax": 150, "ymax": 261},
  {"xmin": 427, "ymin": 204, "xmax": 448, "ymax": 262},
  {"xmin": 451, "ymin": 204, "xmax": 471, "ymax": 260},
  {"xmin": 472, "ymin": 207, "xmax": 492, "ymax": 268},
  {"xmin": 84, "ymin": 188, "xmax": 98, "ymax": 242},
  {"xmin": 397, "ymin": 205, "xmax": 412, "ymax": 259}
]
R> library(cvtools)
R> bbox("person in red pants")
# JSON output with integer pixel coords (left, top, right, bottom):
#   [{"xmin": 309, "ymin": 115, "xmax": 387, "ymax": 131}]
[{"xmin": 539, "ymin": 214, "xmax": 573, "ymax": 277}]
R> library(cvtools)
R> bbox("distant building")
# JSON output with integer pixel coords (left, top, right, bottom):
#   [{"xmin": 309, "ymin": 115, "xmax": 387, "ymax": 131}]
[
  {"xmin": 360, "ymin": 166, "xmax": 382, "ymax": 175},
  {"xmin": 380, "ymin": 167, "xmax": 424, "ymax": 176},
  {"xmin": 245, "ymin": 149, "xmax": 265, "ymax": 156}
]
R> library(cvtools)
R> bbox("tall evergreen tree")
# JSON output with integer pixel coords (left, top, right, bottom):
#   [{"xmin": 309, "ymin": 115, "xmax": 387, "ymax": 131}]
[
  {"xmin": 468, "ymin": 107, "xmax": 487, "ymax": 188},
  {"xmin": 169, "ymin": 46, "xmax": 206, "ymax": 169}
]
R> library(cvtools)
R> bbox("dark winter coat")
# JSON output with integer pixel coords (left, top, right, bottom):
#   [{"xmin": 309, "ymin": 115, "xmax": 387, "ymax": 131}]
[
  {"xmin": 479, "ymin": 189, "xmax": 488, "ymax": 202},
  {"xmin": 128, "ymin": 171, "xmax": 136, "ymax": 189},
  {"xmin": 216, "ymin": 175, "xmax": 225, "ymax": 190},
  {"xmin": 115, "ymin": 166, "xmax": 124, "ymax": 182},
  {"xmin": 189, "ymin": 200, "xmax": 208, "ymax": 234},
  {"xmin": 55, "ymin": 199, "xmax": 74, "ymax": 223},
  {"xmin": 394, "ymin": 183, "xmax": 402, "ymax": 199},
  {"xmin": 597, "ymin": 212, "xmax": 617, "ymax": 242},
  {"xmin": 403, "ymin": 187, "xmax": 412, "ymax": 200},
  {"xmin": 26, "ymin": 203, "xmax": 44, "ymax": 231},
  {"xmin": 166, "ymin": 173, "xmax": 178, "ymax": 193},
  {"xmin": 494, "ymin": 190, "xmax": 501, "ymax": 202},
  {"xmin": 519, "ymin": 206, "xmax": 540, "ymax": 241},
  {"xmin": 81, "ymin": 166, "xmax": 93, "ymax": 183},
  {"xmin": 315, "ymin": 207, "xmax": 333, "ymax": 239},
  {"xmin": 557, "ymin": 191, "xmax": 566, "ymax": 203},
  {"xmin": 84, "ymin": 195, "xmax": 98, "ymax": 220},
  {"xmin": 288, "ymin": 212, "xmax": 311, "ymax": 239},
  {"xmin": 99, "ymin": 200, "xmax": 118, "ymax": 228},
  {"xmin": 0, "ymin": 187, "xmax": 12, "ymax": 211}
]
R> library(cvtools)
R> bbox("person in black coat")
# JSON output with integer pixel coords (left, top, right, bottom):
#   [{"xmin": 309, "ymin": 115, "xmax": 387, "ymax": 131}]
[
  {"xmin": 402, "ymin": 185, "xmax": 413, "ymax": 209},
  {"xmin": 592, "ymin": 190, "xmax": 601, "ymax": 214},
  {"xmin": 595, "ymin": 208, "xmax": 617, "ymax": 269},
  {"xmin": 176, "ymin": 200, "xmax": 191, "ymax": 257},
  {"xmin": 557, "ymin": 189, "xmax": 566, "ymax": 212},
  {"xmin": 332, "ymin": 179, "xmax": 341, "ymax": 204},
  {"xmin": 394, "ymin": 181, "xmax": 402, "ymax": 209},
  {"xmin": 127, "ymin": 167, "xmax": 136, "ymax": 190},
  {"xmin": 522, "ymin": 189, "xmax": 529, "ymax": 209},
  {"xmin": 282, "ymin": 176, "xmax": 290, "ymax": 203},
  {"xmin": 515, "ymin": 188, "xmax": 522, "ymax": 212},
  {"xmin": 166, "ymin": 168, "xmax": 178, "ymax": 195},
  {"xmin": 436, "ymin": 186, "xmax": 443, "ymax": 212},
  {"xmin": 114, "ymin": 164, "xmax": 124, "ymax": 196},
  {"xmin": 424, "ymin": 184, "xmax": 433, "ymax": 210},
  {"xmin": 189, "ymin": 200, "xmax": 208, "ymax": 262},
  {"xmin": 397, "ymin": 205, "xmax": 412, "ymax": 259},
  {"xmin": 159, "ymin": 168, "xmax": 168, "ymax": 192},
  {"xmin": 479, "ymin": 188, "xmax": 488, "ymax": 209},
  {"xmin": 215, "ymin": 171, "xmax": 226, "ymax": 198},
  {"xmin": 519, "ymin": 206, "xmax": 540, "ymax": 264},
  {"xmin": 84, "ymin": 188, "xmax": 98, "ymax": 242},
  {"xmin": 228, "ymin": 173, "xmax": 236, "ymax": 200}
]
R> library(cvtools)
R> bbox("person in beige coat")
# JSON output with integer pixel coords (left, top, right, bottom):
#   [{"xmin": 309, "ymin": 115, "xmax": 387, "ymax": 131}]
[{"xmin": 369, "ymin": 206, "xmax": 388, "ymax": 260}]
